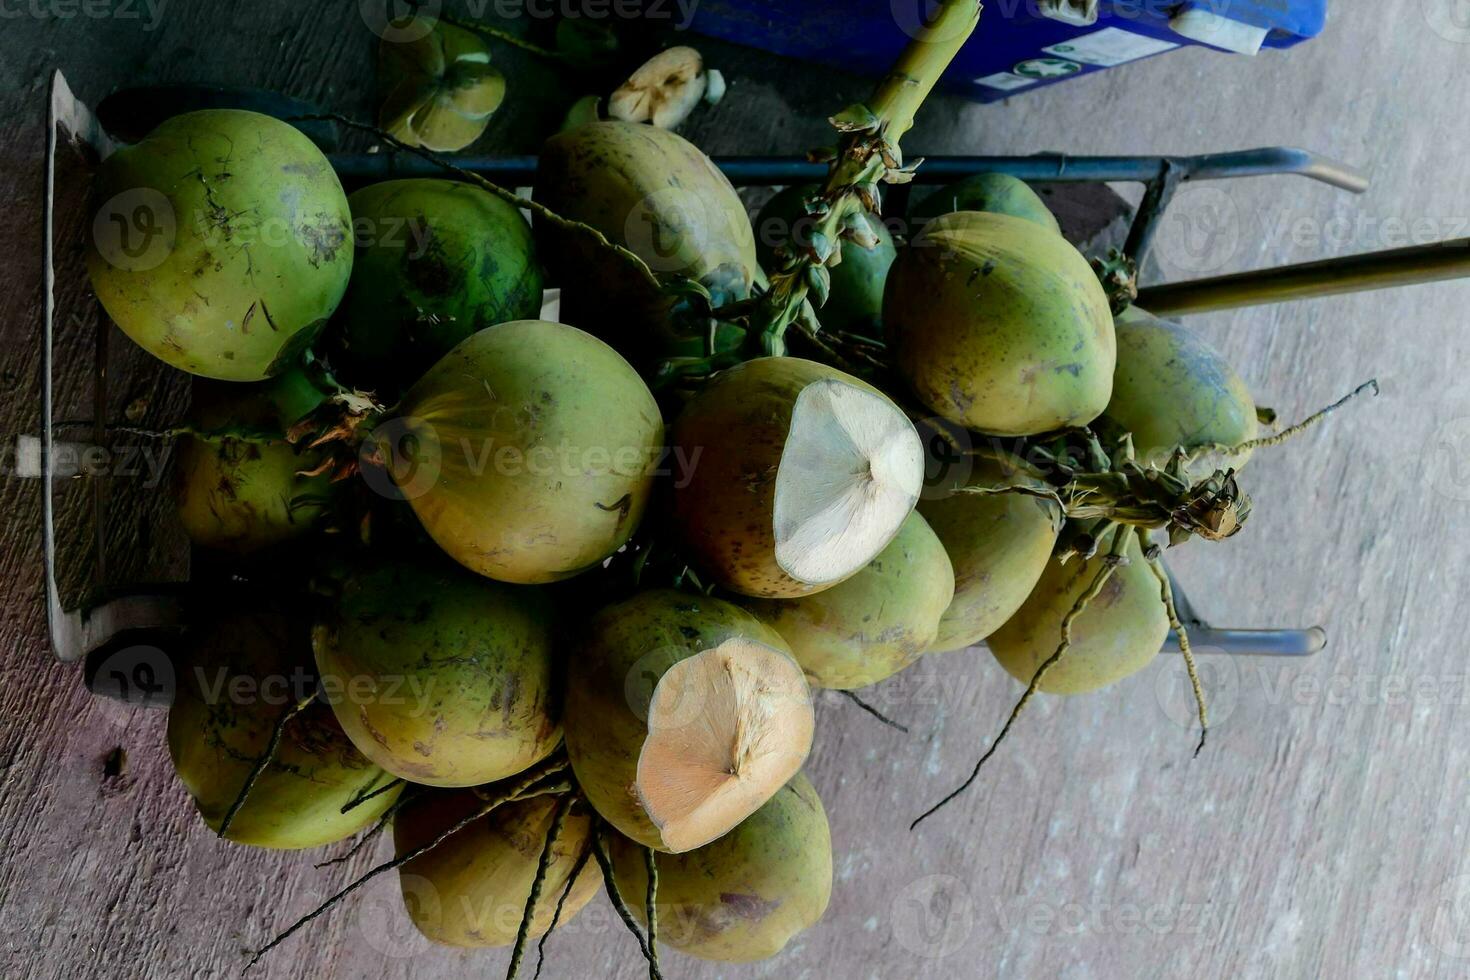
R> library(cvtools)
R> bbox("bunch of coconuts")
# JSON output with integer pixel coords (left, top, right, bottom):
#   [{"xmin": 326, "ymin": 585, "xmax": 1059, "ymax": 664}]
[{"xmin": 86, "ymin": 85, "xmax": 1274, "ymax": 975}]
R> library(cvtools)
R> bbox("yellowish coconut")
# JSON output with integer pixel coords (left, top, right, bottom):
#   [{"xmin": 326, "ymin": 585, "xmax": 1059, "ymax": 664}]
[
  {"xmin": 1104, "ymin": 305, "xmax": 1259, "ymax": 471},
  {"xmin": 379, "ymin": 320, "xmax": 664, "ymax": 584},
  {"xmin": 885, "ymin": 210, "xmax": 1115, "ymax": 436},
  {"xmin": 672, "ymin": 357, "xmax": 924, "ymax": 599},
  {"xmin": 167, "ymin": 604, "xmax": 399, "ymax": 849},
  {"xmin": 563, "ymin": 590, "xmax": 813, "ymax": 853},
  {"xmin": 394, "ymin": 790, "xmax": 600, "ymax": 947},
  {"xmin": 987, "ymin": 528, "xmax": 1167, "ymax": 694},
  {"xmin": 312, "ymin": 557, "xmax": 561, "ymax": 788},
  {"xmin": 610, "ymin": 773, "xmax": 833, "ymax": 962},
  {"xmin": 743, "ymin": 511, "xmax": 954, "ymax": 689},
  {"xmin": 919, "ymin": 461, "xmax": 1063, "ymax": 652}
]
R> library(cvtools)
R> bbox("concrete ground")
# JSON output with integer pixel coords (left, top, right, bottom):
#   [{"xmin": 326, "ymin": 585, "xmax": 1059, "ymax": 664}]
[{"xmin": 2, "ymin": 2, "xmax": 1468, "ymax": 978}]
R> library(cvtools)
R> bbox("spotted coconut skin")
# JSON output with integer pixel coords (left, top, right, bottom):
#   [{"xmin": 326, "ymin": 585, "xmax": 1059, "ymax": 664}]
[
  {"xmin": 884, "ymin": 210, "xmax": 1115, "ymax": 437},
  {"xmin": 987, "ymin": 529, "xmax": 1168, "ymax": 695},
  {"xmin": 563, "ymin": 590, "xmax": 796, "ymax": 852},
  {"xmin": 335, "ymin": 179, "xmax": 543, "ymax": 392},
  {"xmin": 1101, "ymin": 305, "xmax": 1259, "ymax": 471},
  {"xmin": 672, "ymin": 356, "xmax": 912, "ymax": 599},
  {"xmin": 534, "ymin": 121, "xmax": 761, "ymax": 366},
  {"xmin": 392, "ymin": 320, "xmax": 663, "ymax": 585},
  {"xmin": 394, "ymin": 791, "xmax": 600, "ymax": 948},
  {"xmin": 919, "ymin": 461, "xmax": 1063, "ymax": 653},
  {"xmin": 168, "ymin": 605, "xmax": 400, "ymax": 850},
  {"xmin": 609, "ymin": 773, "xmax": 833, "ymax": 963},
  {"xmin": 743, "ymin": 511, "xmax": 954, "ymax": 690},
  {"xmin": 86, "ymin": 109, "xmax": 352, "ymax": 381},
  {"xmin": 312, "ymin": 558, "xmax": 561, "ymax": 788}
]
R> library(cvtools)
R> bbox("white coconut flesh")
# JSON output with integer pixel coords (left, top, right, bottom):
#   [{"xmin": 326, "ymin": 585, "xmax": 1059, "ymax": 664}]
[
  {"xmin": 608, "ymin": 46, "xmax": 708, "ymax": 130},
  {"xmin": 635, "ymin": 637, "xmax": 814, "ymax": 853},
  {"xmin": 772, "ymin": 379, "xmax": 925, "ymax": 586}
]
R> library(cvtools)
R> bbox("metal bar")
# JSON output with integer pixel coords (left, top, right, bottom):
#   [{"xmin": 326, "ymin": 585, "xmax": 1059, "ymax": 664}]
[
  {"xmin": 1136, "ymin": 237, "xmax": 1470, "ymax": 316},
  {"xmin": 1165, "ymin": 627, "xmax": 1327, "ymax": 658},
  {"xmin": 1123, "ymin": 159, "xmax": 1183, "ymax": 264},
  {"xmin": 325, "ymin": 147, "xmax": 1368, "ymax": 192},
  {"xmin": 43, "ymin": 73, "xmax": 65, "ymax": 659},
  {"xmin": 91, "ymin": 301, "xmax": 109, "ymax": 588}
]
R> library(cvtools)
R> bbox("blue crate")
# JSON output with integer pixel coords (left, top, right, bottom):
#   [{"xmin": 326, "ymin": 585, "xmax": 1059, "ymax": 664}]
[{"xmin": 689, "ymin": 1, "xmax": 1326, "ymax": 103}]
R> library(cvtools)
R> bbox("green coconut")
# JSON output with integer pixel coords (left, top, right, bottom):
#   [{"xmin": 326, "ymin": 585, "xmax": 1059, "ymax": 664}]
[
  {"xmin": 534, "ymin": 121, "xmax": 761, "ymax": 365},
  {"xmin": 987, "ymin": 528, "xmax": 1167, "ymax": 695},
  {"xmin": 610, "ymin": 772, "xmax": 832, "ymax": 962},
  {"xmin": 884, "ymin": 210, "xmax": 1115, "ymax": 437},
  {"xmin": 394, "ymin": 790, "xmax": 600, "ymax": 947},
  {"xmin": 167, "ymin": 603, "xmax": 400, "ymax": 849},
  {"xmin": 1103, "ymin": 305, "xmax": 1259, "ymax": 470},
  {"xmin": 919, "ymin": 461, "xmax": 1063, "ymax": 652},
  {"xmin": 378, "ymin": 320, "xmax": 663, "ymax": 584},
  {"xmin": 909, "ymin": 173, "xmax": 1060, "ymax": 233},
  {"xmin": 671, "ymin": 357, "xmax": 924, "ymax": 599},
  {"xmin": 563, "ymin": 590, "xmax": 813, "ymax": 853},
  {"xmin": 86, "ymin": 109, "xmax": 352, "ymax": 381},
  {"xmin": 312, "ymin": 557, "xmax": 561, "ymax": 788},
  {"xmin": 754, "ymin": 184, "xmax": 896, "ymax": 338},
  {"xmin": 335, "ymin": 179, "xmax": 542, "ymax": 391},
  {"xmin": 377, "ymin": 20, "xmax": 506, "ymax": 152},
  {"xmin": 174, "ymin": 369, "xmax": 331, "ymax": 553},
  {"xmin": 742, "ymin": 511, "xmax": 954, "ymax": 690}
]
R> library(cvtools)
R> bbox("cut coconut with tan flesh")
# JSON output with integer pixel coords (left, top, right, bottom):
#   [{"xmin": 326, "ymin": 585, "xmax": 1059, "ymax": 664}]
[
  {"xmin": 636, "ymin": 637, "xmax": 814, "ymax": 853},
  {"xmin": 564, "ymin": 590, "xmax": 814, "ymax": 853},
  {"xmin": 608, "ymin": 46, "xmax": 708, "ymax": 129},
  {"xmin": 673, "ymin": 358, "xmax": 924, "ymax": 598}
]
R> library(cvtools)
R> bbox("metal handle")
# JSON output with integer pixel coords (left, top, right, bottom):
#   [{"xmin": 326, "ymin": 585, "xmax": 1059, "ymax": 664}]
[{"xmin": 1136, "ymin": 237, "xmax": 1470, "ymax": 316}]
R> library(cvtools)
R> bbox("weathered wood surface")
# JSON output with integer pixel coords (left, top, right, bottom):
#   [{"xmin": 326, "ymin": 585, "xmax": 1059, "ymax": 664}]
[{"xmin": 3, "ymin": 3, "xmax": 1469, "ymax": 978}]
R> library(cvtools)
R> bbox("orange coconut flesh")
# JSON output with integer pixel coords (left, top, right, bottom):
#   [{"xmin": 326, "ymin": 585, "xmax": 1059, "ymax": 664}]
[
  {"xmin": 635, "ymin": 637, "xmax": 815, "ymax": 853},
  {"xmin": 772, "ymin": 379, "xmax": 924, "ymax": 587}
]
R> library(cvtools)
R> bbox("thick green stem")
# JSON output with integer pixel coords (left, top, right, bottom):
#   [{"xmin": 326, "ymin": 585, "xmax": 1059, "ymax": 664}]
[
  {"xmin": 749, "ymin": 0, "xmax": 981, "ymax": 352},
  {"xmin": 868, "ymin": 1, "xmax": 983, "ymax": 141}
]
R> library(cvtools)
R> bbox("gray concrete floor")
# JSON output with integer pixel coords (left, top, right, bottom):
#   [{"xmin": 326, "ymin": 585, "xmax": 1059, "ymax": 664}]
[{"xmin": 2, "ymin": 3, "xmax": 1468, "ymax": 978}]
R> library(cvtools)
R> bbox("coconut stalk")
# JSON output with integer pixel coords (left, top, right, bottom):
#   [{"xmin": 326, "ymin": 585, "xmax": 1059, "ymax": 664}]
[{"xmin": 742, "ymin": 0, "xmax": 982, "ymax": 354}]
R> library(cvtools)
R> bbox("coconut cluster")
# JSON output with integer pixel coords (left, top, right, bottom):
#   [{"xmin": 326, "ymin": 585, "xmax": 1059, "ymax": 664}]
[{"xmin": 94, "ymin": 91, "xmax": 1265, "ymax": 974}]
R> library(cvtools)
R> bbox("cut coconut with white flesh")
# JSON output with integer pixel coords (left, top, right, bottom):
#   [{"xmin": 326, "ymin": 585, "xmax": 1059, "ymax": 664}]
[
  {"xmin": 635, "ymin": 637, "xmax": 814, "ymax": 853},
  {"xmin": 774, "ymin": 379, "xmax": 925, "ymax": 586},
  {"xmin": 672, "ymin": 357, "xmax": 924, "ymax": 598},
  {"xmin": 608, "ymin": 46, "xmax": 708, "ymax": 129}
]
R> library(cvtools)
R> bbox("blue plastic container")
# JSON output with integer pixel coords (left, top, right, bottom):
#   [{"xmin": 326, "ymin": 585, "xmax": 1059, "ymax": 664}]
[{"xmin": 689, "ymin": 1, "xmax": 1326, "ymax": 103}]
